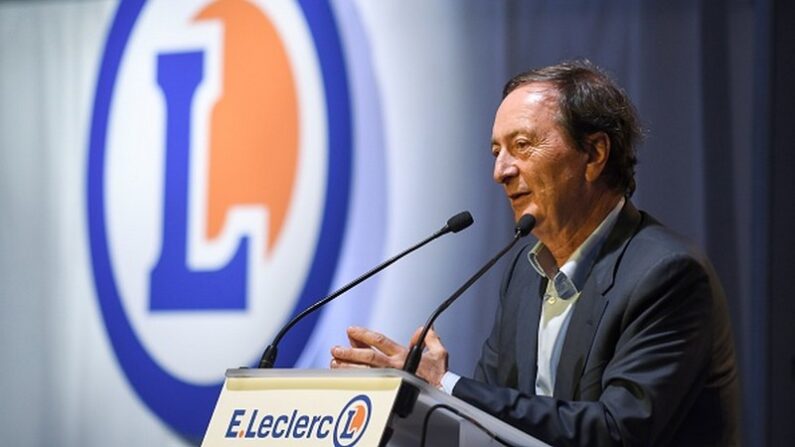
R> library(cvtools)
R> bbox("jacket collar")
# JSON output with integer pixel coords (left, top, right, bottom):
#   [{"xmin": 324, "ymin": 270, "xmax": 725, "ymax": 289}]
[
  {"xmin": 591, "ymin": 200, "xmax": 642, "ymax": 295},
  {"xmin": 527, "ymin": 197, "xmax": 626, "ymax": 299}
]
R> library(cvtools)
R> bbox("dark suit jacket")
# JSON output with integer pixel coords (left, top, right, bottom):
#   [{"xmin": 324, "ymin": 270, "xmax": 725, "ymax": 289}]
[{"xmin": 453, "ymin": 202, "xmax": 740, "ymax": 446}]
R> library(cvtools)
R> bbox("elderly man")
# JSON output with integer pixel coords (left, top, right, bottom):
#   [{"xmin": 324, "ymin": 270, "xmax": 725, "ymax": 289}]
[{"xmin": 330, "ymin": 61, "xmax": 740, "ymax": 446}]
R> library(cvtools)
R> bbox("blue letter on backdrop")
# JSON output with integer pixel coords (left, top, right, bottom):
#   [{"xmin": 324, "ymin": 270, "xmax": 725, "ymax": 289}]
[{"xmin": 150, "ymin": 51, "xmax": 248, "ymax": 311}]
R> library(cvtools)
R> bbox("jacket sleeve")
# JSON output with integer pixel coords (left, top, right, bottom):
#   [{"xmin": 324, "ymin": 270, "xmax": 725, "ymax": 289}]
[{"xmin": 453, "ymin": 253, "xmax": 715, "ymax": 447}]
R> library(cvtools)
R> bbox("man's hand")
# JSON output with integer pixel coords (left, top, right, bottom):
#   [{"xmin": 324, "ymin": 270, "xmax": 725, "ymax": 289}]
[
  {"xmin": 330, "ymin": 326, "xmax": 449, "ymax": 388},
  {"xmin": 330, "ymin": 326, "xmax": 407, "ymax": 369}
]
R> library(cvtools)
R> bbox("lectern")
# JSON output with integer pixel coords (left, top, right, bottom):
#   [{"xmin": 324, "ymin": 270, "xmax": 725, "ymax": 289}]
[{"xmin": 202, "ymin": 368, "xmax": 549, "ymax": 446}]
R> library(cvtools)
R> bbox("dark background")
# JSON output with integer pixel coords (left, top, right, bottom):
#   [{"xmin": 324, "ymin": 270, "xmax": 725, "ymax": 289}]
[{"xmin": 496, "ymin": 0, "xmax": 793, "ymax": 444}]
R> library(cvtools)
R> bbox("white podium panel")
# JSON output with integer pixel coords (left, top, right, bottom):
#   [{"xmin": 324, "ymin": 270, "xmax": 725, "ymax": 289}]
[{"xmin": 202, "ymin": 369, "xmax": 400, "ymax": 446}]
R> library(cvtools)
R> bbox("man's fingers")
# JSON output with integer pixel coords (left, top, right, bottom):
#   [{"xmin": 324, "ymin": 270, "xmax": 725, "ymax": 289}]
[
  {"xmin": 424, "ymin": 328, "xmax": 444, "ymax": 351},
  {"xmin": 346, "ymin": 326, "xmax": 405, "ymax": 356},
  {"xmin": 331, "ymin": 345, "xmax": 387, "ymax": 367},
  {"xmin": 346, "ymin": 326, "xmax": 370, "ymax": 348},
  {"xmin": 330, "ymin": 358, "xmax": 371, "ymax": 369},
  {"xmin": 409, "ymin": 326, "xmax": 425, "ymax": 347},
  {"xmin": 347, "ymin": 329, "xmax": 370, "ymax": 349},
  {"xmin": 409, "ymin": 327, "xmax": 444, "ymax": 350}
]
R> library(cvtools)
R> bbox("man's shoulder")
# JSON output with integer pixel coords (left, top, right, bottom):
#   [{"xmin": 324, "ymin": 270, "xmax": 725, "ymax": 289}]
[
  {"xmin": 611, "ymin": 210, "xmax": 719, "ymax": 293},
  {"xmin": 627, "ymin": 211, "xmax": 711, "ymax": 265}
]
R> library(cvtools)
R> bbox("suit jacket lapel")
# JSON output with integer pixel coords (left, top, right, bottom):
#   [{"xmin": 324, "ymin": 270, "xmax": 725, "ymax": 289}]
[
  {"xmin": 553, "ymin": 277, "xmax": 608, "ymax": 399},
  {"xmin": 515, "ymin": 269, "xmax": 544, "ymax": 394},
  {"xmin": 553, "ymin": 201, "xmax": 643, "ymax": 399}
]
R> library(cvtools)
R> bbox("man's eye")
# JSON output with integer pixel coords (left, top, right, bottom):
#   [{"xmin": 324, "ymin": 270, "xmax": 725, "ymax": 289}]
[{"xmin": 515, "ymin": 140, "xmax": 531, "ymax": 153}]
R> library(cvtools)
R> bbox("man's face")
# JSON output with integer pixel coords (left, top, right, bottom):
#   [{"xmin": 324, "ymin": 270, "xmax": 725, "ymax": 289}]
[{"xmin": 491, "ymin": 82, "xmax": 591, "ymax": 238}]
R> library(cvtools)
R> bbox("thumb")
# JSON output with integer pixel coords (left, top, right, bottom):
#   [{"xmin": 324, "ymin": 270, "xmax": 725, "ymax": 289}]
[
  {"xmin": 424, "ymin": 327, "xmax": 444, "ymax": 352},
  {"xmin": 409, "ymin": 326, "xmax": 425, "ymax": 348}
]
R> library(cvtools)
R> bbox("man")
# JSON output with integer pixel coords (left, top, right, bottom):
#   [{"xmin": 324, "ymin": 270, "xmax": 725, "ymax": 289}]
[{"xmin": 330, "ymin": 61, "xmax": 740, "ymax": 446}]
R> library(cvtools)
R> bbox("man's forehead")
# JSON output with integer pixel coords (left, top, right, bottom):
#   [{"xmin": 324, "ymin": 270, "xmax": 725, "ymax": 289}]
[
  {"xmin": 492, "ymin": 82, "xmax": 560, "ymax": 136},
  {"xmin": 503, "ymin": 82, "xmax": 559, "ymax": 110}
]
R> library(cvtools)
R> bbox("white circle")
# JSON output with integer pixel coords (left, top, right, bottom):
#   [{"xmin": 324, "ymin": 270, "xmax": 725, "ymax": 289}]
[{"xmin": 106, "ymin": 0, "xmax": 328, "ymax": 383}]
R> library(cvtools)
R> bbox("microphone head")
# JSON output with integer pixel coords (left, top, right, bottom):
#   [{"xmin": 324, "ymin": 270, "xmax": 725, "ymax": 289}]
[
  {"xmin": 447, "ymin": 211, "xmax": 474, "ymax": 233},
  {"xmin": 515, "ymin": 214, "xmax": 536, "ymax": 237}
]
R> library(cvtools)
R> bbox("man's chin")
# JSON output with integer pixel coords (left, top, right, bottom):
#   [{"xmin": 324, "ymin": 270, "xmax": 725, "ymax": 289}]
[{"xmin": 512, "ymin": 207, "xmax": 535, "ymax": 223}]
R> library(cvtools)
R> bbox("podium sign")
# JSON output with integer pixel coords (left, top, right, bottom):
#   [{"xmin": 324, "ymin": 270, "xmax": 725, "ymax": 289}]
[{"xmin": 202, "ymin": 370, "xmax": 401, "ymax": 447}]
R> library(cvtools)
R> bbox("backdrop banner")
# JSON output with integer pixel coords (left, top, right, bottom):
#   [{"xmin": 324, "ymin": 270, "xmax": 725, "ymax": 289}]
[{"xmin": 0, "ymin": 1, "xmax": 512, "ymax": 445}]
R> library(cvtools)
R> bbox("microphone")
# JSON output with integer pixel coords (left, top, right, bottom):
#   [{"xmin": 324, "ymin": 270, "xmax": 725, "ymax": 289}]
[
  {"xmin": 258, "ymin": 211, "xmax": 474, "ymax": 368},
  {"xmin": 402, "ymin": 214, "xmax": 535, "ymax": 374}
]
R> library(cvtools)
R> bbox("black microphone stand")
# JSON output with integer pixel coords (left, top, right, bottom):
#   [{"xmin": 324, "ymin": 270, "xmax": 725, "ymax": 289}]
[
  {"xmin": 258, "ymin": 211, "xmax": 474, "ymax": 368},
  {"xmin": 402, "ymin": 214, "xmax": 535, "ymax": 375}
]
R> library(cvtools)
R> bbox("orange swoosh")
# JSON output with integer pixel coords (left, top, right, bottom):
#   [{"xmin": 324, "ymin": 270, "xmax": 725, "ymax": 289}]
[{"xmin": 196, "ymin": 0, "xmax": 298, "ymax": 255}]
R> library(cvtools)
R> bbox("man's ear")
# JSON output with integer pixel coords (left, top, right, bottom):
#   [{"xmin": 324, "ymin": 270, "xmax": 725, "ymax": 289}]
[{"xmin": 584, "ymin": 131, "xmax": 610, "ymax": 183}]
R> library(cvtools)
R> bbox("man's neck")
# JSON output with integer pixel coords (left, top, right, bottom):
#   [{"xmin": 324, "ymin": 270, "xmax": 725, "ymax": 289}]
[{"xmin": 545, "ymin": 192, "xmax": 623, "ymax": 267}]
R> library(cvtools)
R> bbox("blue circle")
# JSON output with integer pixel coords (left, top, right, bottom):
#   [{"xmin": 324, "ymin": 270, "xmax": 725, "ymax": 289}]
[
  {"xmin": 86, "ymin": 0, "xmax": 351, "ymax": 441},
  {"xmin": 334, "ymin": 395, "xmax": 372, "ymax": 447}
]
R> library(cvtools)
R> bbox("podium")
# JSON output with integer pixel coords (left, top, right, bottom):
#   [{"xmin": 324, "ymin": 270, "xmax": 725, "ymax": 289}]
[{"xmin": 202, "ymin": 368, "xmax": 549, "ymax": 446}]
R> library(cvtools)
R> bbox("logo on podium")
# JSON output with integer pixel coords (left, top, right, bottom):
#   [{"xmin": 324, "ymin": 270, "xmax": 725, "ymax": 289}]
[
  {"xmin": 334, "ymin": 395, "xmax": 372, "ymax": 447},
  {"xmin": 216, "ymin": 394, "xmax": 372, "ymax": 445}
]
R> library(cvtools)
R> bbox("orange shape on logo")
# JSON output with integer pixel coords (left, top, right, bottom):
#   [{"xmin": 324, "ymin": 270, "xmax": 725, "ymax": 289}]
[
  {"xmin": 348, "ymin": 404, "xmax": 366, "ymax": 433},
  {"xmin": 196, "ymin": 0, "xmax": 298, "ymax": 255}
]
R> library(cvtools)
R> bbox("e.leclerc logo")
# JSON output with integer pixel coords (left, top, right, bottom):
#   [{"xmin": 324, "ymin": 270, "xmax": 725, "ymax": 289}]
[
  {"xmin": 87, "ymin": 0, "xmax": 351, "ymax": 441},
  {"xmin": 223, "ymin": 395, "xmax": 372, "ymax": 446}
]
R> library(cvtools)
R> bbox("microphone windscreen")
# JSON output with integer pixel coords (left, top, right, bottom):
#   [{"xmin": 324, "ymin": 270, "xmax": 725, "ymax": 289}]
[
  {"xmin": 515, "ymin": 214, "xmax": 536, "ymax": 236},
  {"xmin": 447, "ymin": 211, "xmax": 474, "ymax": 233}
]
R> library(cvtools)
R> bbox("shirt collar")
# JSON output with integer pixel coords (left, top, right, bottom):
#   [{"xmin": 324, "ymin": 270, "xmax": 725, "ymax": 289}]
[{"xmin": 528, "ymin": 197, "xmax": 625, "ymax": 299}]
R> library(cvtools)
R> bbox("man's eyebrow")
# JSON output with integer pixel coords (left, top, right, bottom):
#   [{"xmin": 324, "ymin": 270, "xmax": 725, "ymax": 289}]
[{"xmin": 492, "ymin": 130, "xmax": 531, "ymax": 145}]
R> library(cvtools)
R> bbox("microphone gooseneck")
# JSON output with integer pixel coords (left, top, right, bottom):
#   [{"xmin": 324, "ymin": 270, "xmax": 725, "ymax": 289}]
[
  {"xmin": 402, "ymin": 214, "xmax": 535, "ymax": 375},
  {"xmin": 258, "ymin": 211, "xmax": 474, "ymax": 368}
]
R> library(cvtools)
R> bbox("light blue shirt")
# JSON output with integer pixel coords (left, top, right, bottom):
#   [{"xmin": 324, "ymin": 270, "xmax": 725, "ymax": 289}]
[{"xmin": 440, "ymin": 198, "xmax": 625, "ymax": 395}]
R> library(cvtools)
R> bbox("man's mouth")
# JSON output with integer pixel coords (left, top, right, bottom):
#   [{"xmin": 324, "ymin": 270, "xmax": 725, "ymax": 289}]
[{"xmin": 509, "ymin": 191, "xmax": 530, "ymax": 200}]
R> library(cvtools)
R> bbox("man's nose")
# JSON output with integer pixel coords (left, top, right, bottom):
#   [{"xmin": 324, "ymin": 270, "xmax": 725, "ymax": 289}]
[{"xmin": 493, "ymin": 150, "xmax": 518, "ymax": 184}]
